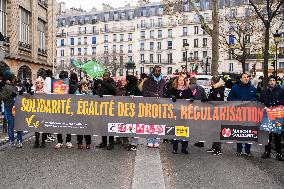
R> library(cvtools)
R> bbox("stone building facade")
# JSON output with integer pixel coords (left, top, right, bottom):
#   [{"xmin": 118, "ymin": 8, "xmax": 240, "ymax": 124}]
[{"xmin": 0, "ymin": 0, "xmax": 58, "ymax": 81}]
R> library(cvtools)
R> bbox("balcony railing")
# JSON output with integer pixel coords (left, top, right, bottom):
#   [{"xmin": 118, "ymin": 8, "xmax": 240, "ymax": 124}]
[
  {"xmin": 38, "ymin": 0, "xmax": 48, "ymax": 9},
  {"xmin": 19, "ymin": 42, "xmax": 31, "ymax": 51},
  {"xmin": 38, "ymin": 48, "xmax": 47, "ymax": 54}
]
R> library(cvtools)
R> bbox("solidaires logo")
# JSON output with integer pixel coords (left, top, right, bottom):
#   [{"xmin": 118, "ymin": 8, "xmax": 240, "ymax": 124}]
[
  {"xmin": 25, "ymin": 115, "xmax": 40, "ymax": 128},
  {"xmin": 222, "ymin": 128, "xmax": 232, "ymax": 138}
]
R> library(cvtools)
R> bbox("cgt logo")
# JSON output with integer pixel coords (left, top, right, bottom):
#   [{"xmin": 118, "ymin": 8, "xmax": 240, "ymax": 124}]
[
  {"xmin": 222, "ymin": 128, "xmax": 232, "ymax": 138},
  {"xmin": 25, "ymin": 115, "xmax": 40, "ymax": 128}
]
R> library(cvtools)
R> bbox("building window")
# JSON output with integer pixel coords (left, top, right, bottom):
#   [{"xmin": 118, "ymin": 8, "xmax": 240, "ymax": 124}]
[
  {"xmin": 104, "ymin": 35, "xmax": 108, "ymax": 43},
  {"xmin": 158, "ymin": 7, "xmax": 163, "ymax": 15},
  {"xmin": 38, "ymin": 19, "xmax": 46, "ymax": 50},
  {"xmin": 128, "ymin": 56, "xmax": 133, "ymax": 61},
  {"xmin": 129, "ymin": 10, "xmax": 134, "ymax": 20},
  {"xmin": 140, "ymin": 42, "xmax": 144, "ymax": 50},
  {"xmin": 120, "ymin": 34, "xmax": 124, "ymax": 42},
  {"xmin": 0, "ymin": 0, "xmax": 7, "ymax": 36},
  {"xmin": 150, "ymin": 42, "xmax": 154, "ymax": 50},
  {"xmin": 140, "ymin": 67, "xmax": 144, "ymax": 73},
  {"xmin": 113, "ymin": 34, "xmax": 117, "ymax": 42},
  {"xmin": 92, "ymin": 47, "xmax": 96, "ymax": 54},
  {"xmin": 78, "ymin": 38, "xmax": 81, "ymax": 45},
  {"xmin": 113, "ymin": 45, "xmax": 116, "ymax": 53},
  {"xmin": 92, "ymin": 36, "xmax": 96, "ymax": 44},
  {"xmin": 279, "ymin": 62, "xmax": 284, "ymax": 69},
  {"xmin": 229, "ymin": 63, "xmax": 234, "ymax": 72},
  {"xmin": 150, "ymin": 30, "xmax": 154, "ymax": 39},
  {"xmin": 167, "ymin": 67, "xmax": 172, "ymax": 75},
  {"xmin": 141, "ymin": 31, "xmax": 145, "ymax": 39},
  {"xmin": 141, "ymin": 20, "xmax": 145, "ymax": 28},
  {"xmin": 120, "ymin": 56, "xmax": 123, "ymax": 63},
  {"xmin": 168, "ymin": 41, "xmax": 172, "ymax": 49},
  {"xmin": 60, "ymin": 50, "xmax": 64, "ymax": 57},
  {"xmin": 70, "ymin": 38, "xmax": 74, "ymax": 45},
  {"xmin": 167, "ymin": 53, "xmax": 173, "ymax": 63},
  {"xmin": 168, "ymin": 29, "xmax": 172, "ymax": 37},
  {"xmin": 104, "ymin": 45, "xmax": 108, "ymax": 53},
  {"xmin": 203, "ymin": 38, "xmax": 208, "ymax": 47},
  {"xmin": 183, "ymin": 39, "xmax": 188, "ymax": 46},
  {"xmin": 194, "ymin": 39, "xmax": 198, "ymax": 47},
  {"xmin": 158, "ymin": 30, "xmax": 162, "ymax": 38},
  {"xmin": 84, "ymin": 37, "xmax": 87, "ymax": 45},
  {"xmin": 78, "ymin": 48, "xmax": 81, "ymax": 55},
  {"xmin": 140, "ymin": 54, "xmax": 144, "ymax": 62},
  {"xmin": 157, "ymin": 54, "xmax": 161, "ymax": 63},
  {"xmin": 141, "ymin": 7, "xmax": 146, "ymax": 16},
  {"xmin": 60, "ymin": 39, "xmax": 64, "ymax": 46},
  {"xmin": 150, "ymin": 19, "xmax": 154, "ymax": 27},
  {"xmin": 128, "ymin": 33, "xmax": 132, "ymax": 41},
  {"xmin": 157, "ymin": 42, "xmax": 161, "ymax": 50},
  {"xmin": 70, "ymin": 48, "xmax": 74, "ymax": 56},
  {"xmin": 84, "ymin": 47, "xmax": 87, "ymax": 55},
  {"xmin": 120, "ymin": 45, "xmax": 123, "ymax": 53},
  {"xmin": 158, "ymin": 18, "xmax": 163, "ymax": 26},
  {"xmin": 183, "ymin": 27, "xmax": 188, "ymax": 36},
  {"xmin": 128, "ymin": 44, "xmax": 132, "ymax": 53},
  {"xmin": 194, "ymin": 26, "xmax": 199, "ymax": 34},
  {"xmin": 150, "ymin": 54, "xmax": 153, "ymax": 63},
  {"xmin": 194, "ymin": 51, "xmax": 198, "ymax": 60},
  {"xmin": 203, "ymin": 51, "xmax": 208, "ymax": 58},
  {"xmin": 20, "ymin": 8, "xmax": 30, "ymax": 44}
]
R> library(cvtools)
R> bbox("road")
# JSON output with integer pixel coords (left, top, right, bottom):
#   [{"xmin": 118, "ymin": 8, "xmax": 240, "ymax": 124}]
[{"xmin": 0, "ymin": 137, "xmax": 283, "ymax": 189}]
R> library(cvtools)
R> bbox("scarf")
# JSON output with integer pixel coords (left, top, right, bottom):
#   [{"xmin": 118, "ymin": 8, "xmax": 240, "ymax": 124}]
[{"xmin": 152, "ymin": 73, "xmax": 163, "ymax": 83}]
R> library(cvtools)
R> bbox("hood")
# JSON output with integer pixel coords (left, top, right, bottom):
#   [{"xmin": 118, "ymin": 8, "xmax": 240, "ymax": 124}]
[{"xmin": 213, "ymin": 79, "xmax": 225, "ymax": 89}]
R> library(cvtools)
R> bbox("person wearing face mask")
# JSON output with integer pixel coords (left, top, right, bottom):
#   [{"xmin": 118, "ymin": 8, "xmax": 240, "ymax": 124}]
[
  {"xmin": 170, "ymin": 75, "xmax": 193, "ymax": 154},
  {"xmin": 260, "ymin": 75, "xmax": 284, "ymax": 161},
  {"xmin": 142, "ymin": 66, "xmax": 166, "ymax": 148},
  {"xmin": 227, "ymin": 73, "xmax": 259, "ymax": 157}
]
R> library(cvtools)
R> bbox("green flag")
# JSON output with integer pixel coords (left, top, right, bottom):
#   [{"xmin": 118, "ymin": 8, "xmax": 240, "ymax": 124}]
[{"xmin": 74, "ymin": 60, "xmax": 105, "ymax": 78}]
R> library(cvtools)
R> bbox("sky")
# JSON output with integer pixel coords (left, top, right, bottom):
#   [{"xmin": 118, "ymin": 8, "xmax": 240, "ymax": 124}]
[{"xmin": 58, "ymin": 0, "xmax": 161, "ymax": 12}]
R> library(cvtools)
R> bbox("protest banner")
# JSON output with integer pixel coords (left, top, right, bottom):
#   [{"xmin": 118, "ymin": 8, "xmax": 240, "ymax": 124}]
[{"xmin": 14, "ymin": 94, "xmax": 269, "ymax": 143}]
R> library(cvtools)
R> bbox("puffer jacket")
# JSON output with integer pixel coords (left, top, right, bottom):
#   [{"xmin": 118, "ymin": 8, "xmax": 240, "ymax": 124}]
[
  {"xmin": 189, "ymin": 84, "xmax": 207, "ymax": 101},
  {"xmin": 142, "ymin": 75, "xmax": 166, "ymax": 97}
]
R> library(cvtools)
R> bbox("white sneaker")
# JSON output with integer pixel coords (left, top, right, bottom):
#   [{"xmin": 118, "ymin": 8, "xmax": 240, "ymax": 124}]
[
  {"xmin": 54, "ymin": 143, "xmax": 63, "ymax": 149},
  {"xmin": 16, "ymin": 142, "xmax": 23, "ymax": 148},
  {"xmin": 154, "ymin": 143, "xmax": 159, "ymax": 148},
  {"xmin": 147, "ymin": 143, "xmax": 154, "ymax": 148},
  {"xmin": 66, "ymin": 142, "xmax": 73, "ymax": 148}
]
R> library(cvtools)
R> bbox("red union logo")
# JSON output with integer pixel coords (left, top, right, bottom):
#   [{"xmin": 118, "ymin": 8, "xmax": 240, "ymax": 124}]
[{"xmin": 222, "ymin": 128, "xmax": 231, "ymax": 138}]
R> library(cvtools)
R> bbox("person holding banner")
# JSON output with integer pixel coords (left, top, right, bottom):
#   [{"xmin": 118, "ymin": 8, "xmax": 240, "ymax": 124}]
[
  {"xmin": 206, "ymin": 76, "xmax": 225, "ymax": 156},
  {"xmin": 260, "ymin": 75, "xmax": 284, "ymax": 161},
  {"xmin": 33, "ymin": 76, "xmax": 48, "ymax": 148},
  {"xmin": 170, "ymin": 75, "xmax": 193, "ymax": 154},
  {"xmin": 142, "ymin": 66, "xmax": 166, "ymax": 148},
  {"xmin": 0, "ymin": 71, "xmax": 23, "ymax": 148},
  {"xmin": 227, "ymin": 73, "xmax": 259, "ymax": 157},
  {"xmin": 96, "ymin": 72, "xmax": 116, "ymax": 150},
  {"xmin": 76, "ymin": 79, "xmax": 92, "ymax": 149},
  {"xmin": 125, "ymin": 75, "xmax": 142, "ymax": 151}
]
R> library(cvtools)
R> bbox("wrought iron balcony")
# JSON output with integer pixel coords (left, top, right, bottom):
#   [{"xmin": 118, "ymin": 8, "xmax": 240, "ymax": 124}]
[
  {"xmin": 38, "ymin": 0, "xmax": 48, "ymax": 9},
  {"xmin": 38, "ymin": 48, "xmax": 47, "ymax": 54},
  {"xmin": 18, "ymin": 42, "xmax": 31, "ymax": 50}
]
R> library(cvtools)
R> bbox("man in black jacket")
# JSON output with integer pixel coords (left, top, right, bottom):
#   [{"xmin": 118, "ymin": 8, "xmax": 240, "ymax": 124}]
[
  {"xmin": 261, "ymin": 75, "xmax": 284, "ymax": 161},
  {"xmin": 96, "ymin": 72, "xmax": 116, "ymax": 150},
  {"xmin": 206, "ymin": 76, "xmax": 225, "ymax": 155}
]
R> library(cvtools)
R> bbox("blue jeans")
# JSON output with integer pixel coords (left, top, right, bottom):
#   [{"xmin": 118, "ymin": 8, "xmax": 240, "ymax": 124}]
[
  {"xmin": 6, "ymin": 110, "xmax": 23, "ymax": 143},
  {"xmin": 237, "ymin": 143, "xmax": 251, "ymax": 154},
  {"xmin": 147, "ymin": 138, "xmax": 160, "ymax": 144}
]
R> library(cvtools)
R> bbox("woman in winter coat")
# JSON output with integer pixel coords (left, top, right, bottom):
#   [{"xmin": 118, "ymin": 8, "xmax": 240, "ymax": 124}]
[
  {"xmin": 76, "ymin": 79, "xmax": 92, "ymax": 149},
  {"xmin": 124, "ymin": 75, "xmax": 142, "ymax": 151},
  {"xmin": 33, "ymin": 76, "xmax": 48, "ymax": 148},
  {"xmin": 170, "ymin": 75, "xmax": 193, "ymax": 154}
]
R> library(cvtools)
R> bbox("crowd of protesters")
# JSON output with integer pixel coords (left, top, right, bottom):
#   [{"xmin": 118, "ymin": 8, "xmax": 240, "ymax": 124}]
[{"xmin": 0, "ymin": 66, "xmax": 283, "ymax": 161}]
